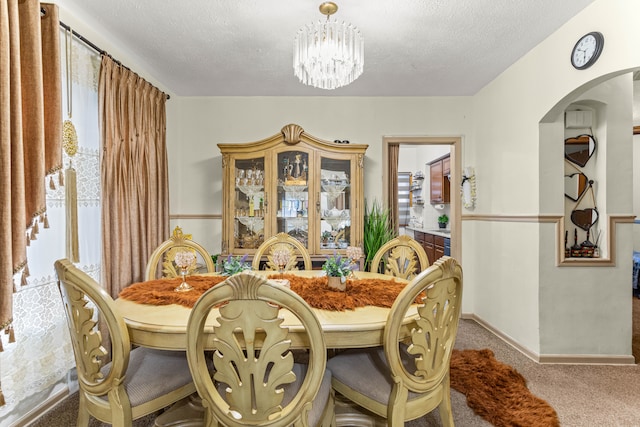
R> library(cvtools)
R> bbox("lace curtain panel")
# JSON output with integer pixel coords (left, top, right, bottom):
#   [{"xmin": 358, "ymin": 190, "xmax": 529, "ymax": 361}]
[{"xmin": 0, "ymin": 30, "xmax": 101, "ymax": 422}]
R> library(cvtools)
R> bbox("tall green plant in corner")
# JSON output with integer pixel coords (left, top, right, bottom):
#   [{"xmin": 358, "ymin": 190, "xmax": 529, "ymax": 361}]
[{"xmin": 363, "ymin": 199, "xmax": 396, "ymax": 272}]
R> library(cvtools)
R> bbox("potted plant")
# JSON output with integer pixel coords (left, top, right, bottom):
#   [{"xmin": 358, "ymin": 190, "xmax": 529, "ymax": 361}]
[
  {"xmin": 322, "ymin": 252, "xmax": 353, "ymax": 291},
  {"xmin": 363, "ymin": 200, "xmax": 396, "ymax": 272},
  {"xmin": 438, "ymin": 214, "xmax": 449, "ymax": 229},
  {"xmin": 221, "ymin": 254, "xmax": 251, "ymax": 276}
]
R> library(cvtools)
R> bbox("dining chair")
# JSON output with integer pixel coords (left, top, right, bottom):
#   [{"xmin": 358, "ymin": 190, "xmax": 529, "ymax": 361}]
[
  {"xmin": 252, "ymin": 232, "xmax": 312, "ymax": 271},
  {"xmin": 327, "ymin": 256, "xmax": 462, "ymax": 427},
  {"xmin": 54, "ymin": 258, "xmax": 197, "ymax": 427},
  {"xmin": 145, "ymin": 225, "xmax": 215, "ymax": 280},
  {"xmin": 369, "ymin": 234, "xmax": 429, "ymax": 279},
  {"xmin": 186, "ymin": 271, "xmax": 335, "ymax": 427}
]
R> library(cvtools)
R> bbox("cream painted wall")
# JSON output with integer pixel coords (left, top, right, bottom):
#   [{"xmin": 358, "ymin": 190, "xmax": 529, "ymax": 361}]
[
  {"xmin": 469, "ymin": 0, "xmax": 639, "ymax": 357},
  {"xmin": 166, "ymin": 96, "xmax": 471, "ymax": 255}
]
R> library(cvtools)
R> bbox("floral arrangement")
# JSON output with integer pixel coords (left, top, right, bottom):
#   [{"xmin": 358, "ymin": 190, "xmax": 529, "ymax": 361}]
[
  {"xmin": 346, "ymin": 246, "xmax": 362, "ymax": 261},
  {"xmin": 322, "ymin": 252, "xmax": 353, "ymax": 278},
  {"xmin": 174, "ymin": 251, "xmax": 196, "ymax": 270},
  {"xmin": 221, "ymin": 254, "xmax": 251, "ymax": 276},
  {"xmin": 272, "ymin": 248, "xmax": 290, "ymax": 270},
  {"xmin": 346, "ymin": 246, "xmax": 362, "ymax": 271}
]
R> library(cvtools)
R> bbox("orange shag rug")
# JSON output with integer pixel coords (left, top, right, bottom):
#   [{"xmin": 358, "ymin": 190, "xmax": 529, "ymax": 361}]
[
  {"xmin": 450, "ymin": 349, "xmax": 560, "ymax": 427},
  {"xmin": 118, "ymin": 273, "xmax": 409, "ymax": 311}
]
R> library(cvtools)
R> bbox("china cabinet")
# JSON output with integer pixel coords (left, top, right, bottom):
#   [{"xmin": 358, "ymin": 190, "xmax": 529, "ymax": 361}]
[{"xmin": 218, "ymin": 124, "xmax": 368, "ymax": 262}]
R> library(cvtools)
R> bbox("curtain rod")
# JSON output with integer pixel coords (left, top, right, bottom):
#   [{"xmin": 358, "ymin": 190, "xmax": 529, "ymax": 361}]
[{"xmin": 55, "ymin": 16, "xmax": 170, "ymax": 100}]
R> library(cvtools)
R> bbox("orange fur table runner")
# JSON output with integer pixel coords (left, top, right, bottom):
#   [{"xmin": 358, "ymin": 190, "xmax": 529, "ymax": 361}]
[{"xmin": 118, "ymin": 273, "xmax": 408, "ymax": 311}]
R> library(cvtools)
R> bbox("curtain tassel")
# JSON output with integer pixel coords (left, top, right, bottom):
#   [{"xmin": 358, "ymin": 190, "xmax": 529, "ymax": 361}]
[
  {"xmin": 26, "ymin": 232, "xmax": 30, "ymax": 247},
  {"xmin": 23, "ymin": 263, "xmax": 29, "ymax": 278},
  {"xmin": 0, "ymin": 335, "xmax": 3, "ymax": 352},
  {"xmin": 0, "ymin": 382, "xmax": 5, "ymax": 406},
  {"xmin": 32, "ymin": 220, "xmax": 39, "ymax": 235},
  {"xmin": 49, "ymin": 175, "xmax": 56, "ymax": 190},
  {"xmin": 43, "ymin": 213, "xmax": 50, "ymax": 229},
  {"xmin": 59, "ymin": 169, "xmax": 64, "ymax": 187},
  {"xmin": 20, "ymin": 272, "xmax": 28, "ymax": 287},
  {"xmin": 8, "ymin": 326, "xmax": 15, "ymax": 343},
  {"xmin": 30, "ymin": 229, "xmax": 37, "ymax": 241}
]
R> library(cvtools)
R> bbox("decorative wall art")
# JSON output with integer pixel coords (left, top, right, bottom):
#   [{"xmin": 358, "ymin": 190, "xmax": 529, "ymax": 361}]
[
  {"xmin": 461, "ymin": 167, "xmax": 476, "ymax": 209},
  {"xmin": 564, "ymin": 134, "xmax": 596, "ymax": 168},
  {"xmin": 563, "ymin": 133, "xmax": 599, "ymax": 258}
]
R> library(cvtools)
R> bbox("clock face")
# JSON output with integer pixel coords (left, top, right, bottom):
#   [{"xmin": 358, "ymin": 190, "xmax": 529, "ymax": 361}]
[{"xmin": 571, "ymin": 32, "xmax": 604, "ymax": 70}]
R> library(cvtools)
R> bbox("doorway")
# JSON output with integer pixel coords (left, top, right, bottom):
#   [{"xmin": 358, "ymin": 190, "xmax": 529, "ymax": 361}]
[{"xmin": 382, "ymin": 136, "xmax": 462, "ymax": 263}]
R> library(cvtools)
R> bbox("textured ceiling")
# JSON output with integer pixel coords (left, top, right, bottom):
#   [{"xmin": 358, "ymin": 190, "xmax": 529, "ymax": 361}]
[{"xmin": 58, "ymin": 0, "xmax": 596, "ymax": 96}]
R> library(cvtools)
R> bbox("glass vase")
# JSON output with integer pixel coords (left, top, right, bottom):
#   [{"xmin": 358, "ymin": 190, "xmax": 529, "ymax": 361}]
[{"xmin": 174, "ymin": 266, "xmax": 194, "ymax": 292}]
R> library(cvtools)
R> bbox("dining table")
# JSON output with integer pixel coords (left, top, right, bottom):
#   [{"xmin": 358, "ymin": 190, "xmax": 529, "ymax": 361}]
[
  {"xmin": 113, "ymin": 269, "xmax": 418, "ymax": 427},
  {"xmin": 114, "ymin": 269, "xmax": 418, "ymax": 351}
]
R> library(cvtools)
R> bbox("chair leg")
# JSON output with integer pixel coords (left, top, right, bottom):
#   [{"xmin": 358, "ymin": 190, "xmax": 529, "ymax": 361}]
[
  {"xmin": 438, "ymin": 378, "xmax": 455, "ymax": 427},
  {"xmin": 386, "ymin": 384, "xmax": 408, "ymax": 427},
  {"xmin": 76, "ymin": 394, "xmax": 90, "ymax": 427}
]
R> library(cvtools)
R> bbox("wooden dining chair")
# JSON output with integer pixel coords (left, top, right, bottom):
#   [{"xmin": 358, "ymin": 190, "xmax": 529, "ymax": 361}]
[
  {"xmin": 145, "ymin": 225, "xmax": 215, "ymax": 280},
  {"xmin": 252, "ymin": 232, "xmax": 312, "ymax": 271},
  {"xmin": 186, "ymin": 271, "xmax": 335, "ymax": 427},
  {"xmin": 369, "ymin": 234, "xmax": 429, "ymax": 279},
  {"xmin": 54, "ymin": 259, "xmax": 196, "ymax": 427},
  {"xmin": 327, "ymin": 256, "xmax": 462, "ymax": 427}
]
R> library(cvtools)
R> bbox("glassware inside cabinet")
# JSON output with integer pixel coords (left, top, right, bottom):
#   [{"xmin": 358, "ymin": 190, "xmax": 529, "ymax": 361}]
[
  {"xmin": 234, "ymin": 157, "xmax": 265, "ymax": 249},
  {"xmin": 320, "ymin": 158, "xmax": 351, "ymax": 250},
  {"xmin": 277, "ymin": 151, "xmax": 309, "ymax": 248}
]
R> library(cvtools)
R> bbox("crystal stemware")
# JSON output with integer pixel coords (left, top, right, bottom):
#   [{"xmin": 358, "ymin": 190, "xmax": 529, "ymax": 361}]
[{"xmin": 174, "ymin": 266, "xmax": 194, "ymax": 292}]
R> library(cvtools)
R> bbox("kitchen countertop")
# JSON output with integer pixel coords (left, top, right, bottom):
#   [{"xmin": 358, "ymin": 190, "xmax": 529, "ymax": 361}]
[{"xmin": 405, "ymin": 226, "xmax": 451, "ymax": 238}]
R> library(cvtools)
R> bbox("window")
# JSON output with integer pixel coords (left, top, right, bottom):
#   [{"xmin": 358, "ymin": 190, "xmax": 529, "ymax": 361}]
[{"xmin": 397, "ymin": 172, "xmax": 411, "ymax": 227}]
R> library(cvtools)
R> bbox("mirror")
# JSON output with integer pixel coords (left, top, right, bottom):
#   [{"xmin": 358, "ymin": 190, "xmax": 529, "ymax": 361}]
[
  {"xmin": 571, "ymin": 208, "xmax": 599, "ymax": 231},
  {"xmin": 564, "ymin": 173, "xmax": 589, "ymax": 201},
  {"xmin": 565, "ymin": 134, "xmax": 596, "ymax": 167}
]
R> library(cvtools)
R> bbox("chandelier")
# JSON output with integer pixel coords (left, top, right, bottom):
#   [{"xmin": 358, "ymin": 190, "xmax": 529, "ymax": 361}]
[{"xmin": 293, "ymin": 2, "xmax": 364, "ymax": 90}]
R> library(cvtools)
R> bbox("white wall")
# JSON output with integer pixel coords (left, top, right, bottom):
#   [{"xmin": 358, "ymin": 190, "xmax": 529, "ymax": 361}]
[{"xmin": 469, "ymin": 0, "xmax": 640, "ymax": 357}]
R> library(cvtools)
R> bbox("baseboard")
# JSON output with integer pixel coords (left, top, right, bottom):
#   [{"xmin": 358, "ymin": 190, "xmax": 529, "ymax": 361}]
[
  {"xmin": 461, "ymin": 313, "xmax": 636, "ymax": 365},
  {"xmin": 14, "ymin": 387, "xmax": 70, "ymax": 427}
]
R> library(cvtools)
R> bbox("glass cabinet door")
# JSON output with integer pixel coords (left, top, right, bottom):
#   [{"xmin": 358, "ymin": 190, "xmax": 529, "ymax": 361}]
[
  {"xmin": 319, "ymin": 157, "xmax": 352, "ymax": 251},
  {"xmin": 233, "ymin": 156, "xmax": 265, "ymax": 250},
  {"xmin": 276, "ymin": 151, "xmax": 310, "ymax": 248}
]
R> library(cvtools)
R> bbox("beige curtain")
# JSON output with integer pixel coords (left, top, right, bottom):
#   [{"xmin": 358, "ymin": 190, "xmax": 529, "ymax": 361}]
[
  {"xmin": 0, "ymin": 0, "xmax": 61, "ymax": 337},
  {"xmin": 0, "ymin": 0, "xmax": 61, "ymax": 405},
  {"xmin": 99, "ymin": 55, "xmax": 169, "ymax": 299},
  {"xmin": 388, "ymin": 144, "xmax": 400, "ymax": 234}
]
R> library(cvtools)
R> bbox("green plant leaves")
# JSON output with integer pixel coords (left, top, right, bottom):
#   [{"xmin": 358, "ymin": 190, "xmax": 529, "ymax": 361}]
[{"xmin": 363, "ymin": 199, "xmax": 396, "ymax": 272}]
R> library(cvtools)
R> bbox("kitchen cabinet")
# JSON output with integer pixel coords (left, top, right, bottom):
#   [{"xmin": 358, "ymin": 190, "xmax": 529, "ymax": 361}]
[
  {"xmin": 428, "ymin": 154, "xmax": 450, "ymax": 204},
  {"xmin": 412, "ymin": 230, "xmax": 448, "ymax": 264},
  {"xmin": 218, "ymin": 124, "xmax": 368, "ymax": 260}
]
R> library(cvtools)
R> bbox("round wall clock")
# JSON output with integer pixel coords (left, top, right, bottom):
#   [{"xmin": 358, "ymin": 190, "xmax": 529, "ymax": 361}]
[{"xmin": 570, "ymin": 31, "xmax": 604, "ymax": 70}]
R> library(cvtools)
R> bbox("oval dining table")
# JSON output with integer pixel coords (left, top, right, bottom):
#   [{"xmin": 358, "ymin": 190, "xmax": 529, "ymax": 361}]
[
  {"xmin": 113, "ymin": 269, "xmax": 417, "ymax": 351},
  {"xmin": 114, "ymin": 269, "xmax": 418, "ymax": 427}
]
